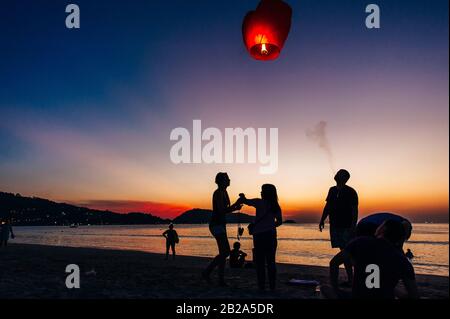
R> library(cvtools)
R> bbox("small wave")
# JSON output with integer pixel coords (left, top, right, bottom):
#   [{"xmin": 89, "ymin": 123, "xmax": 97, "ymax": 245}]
[
  {"xmin": 63, "ymin": 233, "xmax": 214, "ymax": 239},
  {"xmin": 67, "ymin": 233, "xmax": 332, "ymax": 242},
  {"xmin": 277, "ymin": 238, "xmax": 329, "ymax": 242},
  {"xmin": 407, "ymin": 240, "xmax": 449, "ymax": 245},
  {"xmin": 28, "ymin": 232, "xmax": 450, "ymax": 246},
  {"xmin": 412, "ymin": 262, "xmax": 449, "ymax": 268}
]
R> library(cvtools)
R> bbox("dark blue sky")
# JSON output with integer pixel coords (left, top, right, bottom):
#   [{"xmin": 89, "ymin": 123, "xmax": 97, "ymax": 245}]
[
  {"xmin": 1, "ymin": 0, "xmax": 447, "ymax": 111},
  {"xmin": 0, "ymin": 0, "xmax": 448, "ymax": 220}
]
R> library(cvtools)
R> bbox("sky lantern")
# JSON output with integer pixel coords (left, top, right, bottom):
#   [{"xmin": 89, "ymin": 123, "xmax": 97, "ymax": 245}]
[{"xmin": 242, "ymin": 0, "xmax": 292, "ymax": 61}]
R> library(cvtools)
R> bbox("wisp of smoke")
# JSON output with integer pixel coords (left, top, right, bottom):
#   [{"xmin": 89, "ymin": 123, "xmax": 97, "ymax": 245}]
[{"xmin": 306, "ymin": 121, "xmax": 336, "ymax": 175}]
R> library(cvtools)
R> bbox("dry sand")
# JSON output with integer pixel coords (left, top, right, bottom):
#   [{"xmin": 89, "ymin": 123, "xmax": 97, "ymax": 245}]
[{"xmin": 0, "ymin": 244, "xmax": 448, "ymax": 299}]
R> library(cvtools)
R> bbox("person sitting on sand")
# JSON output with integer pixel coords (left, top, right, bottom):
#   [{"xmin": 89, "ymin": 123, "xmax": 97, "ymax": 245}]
[
  {"xmin": 319, "ymin": 169, "xmax": 358, "ymax": 286},
  {"xmin": 405, "ymin": 249, "xmax": 414, "ymax": 261},
  {"xmin": 202, "ymin": 173, "xmax": 242, "ymax": 286},
  {"xmin": 229, "ymin": 242, "xmax": 247, "ymax": 268},
  {"xmin": 322, "ymin": 219, "xmax": 419, "ymax": 299},
  {"xmin": 0, "ymin": 219, "xmax": 15, "ymax": 247},
  {"xmin": 162, "ymin": 223, "xmax": 179, "ymax": 260},
  {"xmin": 237, "ymin": 184, "xmax": 283, "ymax": 291}
]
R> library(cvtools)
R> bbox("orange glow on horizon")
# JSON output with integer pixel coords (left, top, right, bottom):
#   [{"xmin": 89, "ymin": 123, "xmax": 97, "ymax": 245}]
[
  {"xmin": 72, "ymin": 200, "xmax": 192, "ymax": 220},
  {"xmin": 70, "ymin": 192, "xmax": 448, "ymax": 222}
]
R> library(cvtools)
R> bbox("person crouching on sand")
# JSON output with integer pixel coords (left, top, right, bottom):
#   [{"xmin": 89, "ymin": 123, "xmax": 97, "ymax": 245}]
[
  {"xmin": 356, "ymin": 212, "xmax": 413, "ymax": 252},
  {"xmin": 0, "ymin": 219, "xmax": 15, "ymax": 247},
  {"xmin": 321, "ymin": 219, "xmax": 419, "ymax": 299},
  {"xmin": 162, "ymin": 223, "xmax": 179, "ymax": 260}
]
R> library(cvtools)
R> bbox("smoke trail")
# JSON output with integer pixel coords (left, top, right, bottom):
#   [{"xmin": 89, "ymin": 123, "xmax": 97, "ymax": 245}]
[{"xmin": 306, "ymin": 121, "xmax": 336, "ymax": 175}]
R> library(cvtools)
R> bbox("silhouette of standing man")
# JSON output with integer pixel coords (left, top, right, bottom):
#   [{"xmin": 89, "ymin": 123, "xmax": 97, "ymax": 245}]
[
  {"xmin": 319, "ymin": 169, "xmax": 358, "ymax": 285},
  {"xmin": 202, "ymin": 173, "xmax": 242, "ymax": 286},
  {"xmin": 162, "ymin": 223, "xmax": 178, "ymax": 260}
]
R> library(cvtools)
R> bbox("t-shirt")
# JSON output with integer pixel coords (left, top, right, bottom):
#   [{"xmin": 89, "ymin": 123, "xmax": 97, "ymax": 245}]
[
  {"xmin": 210, "ymin": 189, "xmax": 230, "ymax": 226},
  {"xmin": 346, "ymin": 236, "xmax": 415, "ymax": 299},
  {"xmin": 325, "ymin": 185, "xmax": 358, "ymax": 228}
]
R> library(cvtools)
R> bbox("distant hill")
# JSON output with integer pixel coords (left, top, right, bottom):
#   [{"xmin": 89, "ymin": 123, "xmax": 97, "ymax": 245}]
[
  {"xmin": 0, "ymin": 191, "xmax": 259, "ymax": 226},
  {"xmin": 0, "ymin": 192, "xmax": 171, "ymax": 226},
  {"xmin": 172, "ymin": 208, "xmax": 255, "ymax": 224}
]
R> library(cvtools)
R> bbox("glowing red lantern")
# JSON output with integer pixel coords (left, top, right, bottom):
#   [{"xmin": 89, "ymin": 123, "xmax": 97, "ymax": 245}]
[{"xmin": 242, "ymin": 0, "xmax": 292, "ymax": 61}]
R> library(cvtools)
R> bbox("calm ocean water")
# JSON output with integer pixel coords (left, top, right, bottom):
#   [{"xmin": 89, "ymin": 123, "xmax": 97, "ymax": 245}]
[{"xmin": 12, "ymin": 223, "xmax": 449, "ymax": 276}]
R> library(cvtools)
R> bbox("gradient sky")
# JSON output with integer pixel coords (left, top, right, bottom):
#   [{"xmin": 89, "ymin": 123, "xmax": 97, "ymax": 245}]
[{"xmin": 0, "ymin": 0, "xmax": 448, "ymax": 222}]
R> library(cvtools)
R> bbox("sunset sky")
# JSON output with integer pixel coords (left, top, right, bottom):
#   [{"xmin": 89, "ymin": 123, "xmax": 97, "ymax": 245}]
[{"xmin": 0, "ymin": 0, "xmax": 448, "ymax": 222}]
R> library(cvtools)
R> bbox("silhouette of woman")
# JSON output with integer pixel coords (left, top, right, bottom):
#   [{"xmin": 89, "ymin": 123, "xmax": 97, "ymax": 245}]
[
  {"xmin": 239, "ymin": 184, "xmax": 282, "ymax": 291},
  {"xmin": 202, "ymin": 173, "xmax": 242, "ymax": 286}
]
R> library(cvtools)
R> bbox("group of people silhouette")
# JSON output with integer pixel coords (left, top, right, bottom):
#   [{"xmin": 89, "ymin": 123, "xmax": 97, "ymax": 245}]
[
  {"xmin": 164, "ymin": 169, "xmax": 418, "ymax": 299},
  {"xmin": 1, "ymin": 167, "xmax": 419, "ymax": 299},
  {"xmin": 199, "ymin": 173, "xmax": 283, "ymax": 290}
]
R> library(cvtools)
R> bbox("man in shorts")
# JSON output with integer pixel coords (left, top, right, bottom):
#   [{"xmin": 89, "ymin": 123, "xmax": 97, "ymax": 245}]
[{"xmin": 319, "ymin": 169, "xmax": 358, "ymax": 285}]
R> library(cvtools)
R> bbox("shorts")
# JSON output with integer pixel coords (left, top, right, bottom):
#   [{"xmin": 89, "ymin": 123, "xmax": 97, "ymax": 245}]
[{"xmin": 330, "ymin": 227, "xmax": 354, "ymax": 249}]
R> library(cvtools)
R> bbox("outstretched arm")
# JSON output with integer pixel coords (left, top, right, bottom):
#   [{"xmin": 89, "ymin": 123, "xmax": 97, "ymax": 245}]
[
  {"xmin": 239, "ymin": 198, "xmax": 260, "ymax": 208},
  {"xmin": 236, "ymin": 193, "xmax": 261, "ymax": 208},
  {"xmin": 227, "ymin": 201, "xmax": 242, "ymax": 213},
  {"xmin": 214, "ymin": 192, "xmax": 242, "ymax": 215}
]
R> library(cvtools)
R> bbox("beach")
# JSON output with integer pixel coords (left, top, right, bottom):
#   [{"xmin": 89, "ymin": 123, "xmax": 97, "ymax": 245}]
[
  {"xmin": 0, "ymin": 244, "xmax": 448, "ymax": 299},
  {"xmin": 11, "ymin": 224, "xmax": 450, "ymax": 277}
]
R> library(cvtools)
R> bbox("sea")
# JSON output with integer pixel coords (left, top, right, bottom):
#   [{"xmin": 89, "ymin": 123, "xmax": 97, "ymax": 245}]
[{"xmin": 12, "ymin": 223, "xmax": 449, "ymax": 276}]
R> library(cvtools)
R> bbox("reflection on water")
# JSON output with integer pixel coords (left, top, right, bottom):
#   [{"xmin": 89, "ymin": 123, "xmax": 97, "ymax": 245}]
[{"xmin": 13, "ymin": 223, "xmax": 449, "ymax": 276}]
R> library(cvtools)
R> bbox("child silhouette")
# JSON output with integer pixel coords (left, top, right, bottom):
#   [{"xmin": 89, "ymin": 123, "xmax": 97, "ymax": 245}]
[{"xmin": 229, "ymin": 242, "xmax": 247, "ymax": 268}]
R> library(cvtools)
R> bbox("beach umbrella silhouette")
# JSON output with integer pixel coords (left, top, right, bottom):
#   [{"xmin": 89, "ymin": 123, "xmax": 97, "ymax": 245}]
[{"xmin": 242, "ymin": 0, "xmax": 292, "ymax": 61}]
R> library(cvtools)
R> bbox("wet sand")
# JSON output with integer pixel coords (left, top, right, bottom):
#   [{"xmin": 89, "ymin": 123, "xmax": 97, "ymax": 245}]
[{"xmin": 0, "ymin": 244, "xmax": 448, "ymax": 299}]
